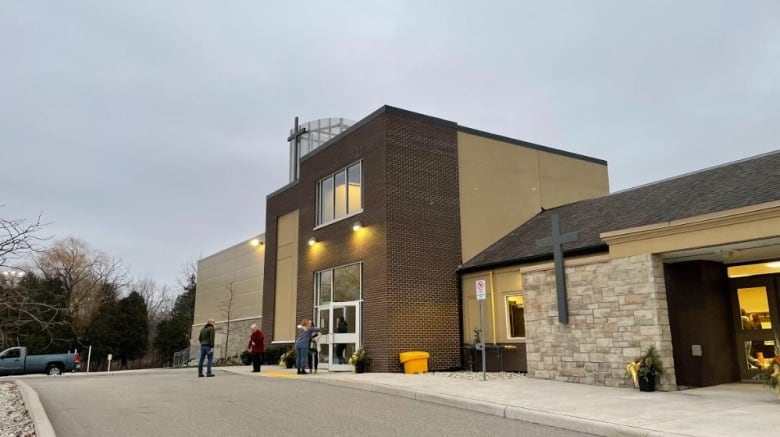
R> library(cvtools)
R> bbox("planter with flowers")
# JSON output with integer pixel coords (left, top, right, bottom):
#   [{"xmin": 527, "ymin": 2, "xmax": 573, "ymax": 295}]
[
  {"xmin": 752, "ymin": 332, "xmax": 780, "ymax": 398},
  {"xmin": 279, "ymin": 348, "xmax": 296, "ymax": 369},
  {"xmin": 348, "ymin": 347, "xmax": 371, "ymax": 373},
  {"xmin": 626, "ymin": 345, "xmax": 664, "ymax": 392}
]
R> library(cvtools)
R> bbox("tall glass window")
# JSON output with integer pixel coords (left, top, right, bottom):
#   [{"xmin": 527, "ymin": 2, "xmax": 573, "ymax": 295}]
[
  {"xmin": 318, "ymin": 270, "xmax": 332, "ymax": 305},
  {"xmin": 316, "ymin": 161, "xmax": 362, "ymax": 226},
  {"xmin": 315, "ymin": 263, "xmax": 362, "ymax": 303},
  {"xmin": 506, "ymin": 295, "xmax": 525, "ymax": 338},
  {"xmin": 347, "ymin": 162, "xmax": 362, "ymax": 215},
  {"xmin": 334, "ymin": 170, "xmax": 347, "ymax": 220}
]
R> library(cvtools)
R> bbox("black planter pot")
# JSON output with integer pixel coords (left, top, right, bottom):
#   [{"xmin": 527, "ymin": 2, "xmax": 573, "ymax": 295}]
[
  {"xmin": 285, "ymin": 359, "xmax": 294, "ymax": 369},
  {"xmin": 638, "ymin": 376, "xmax": 656, "ymax": 392},
  {"xmin": 354, "ymin": 362, "xmax": 366, "ymax": 373}
]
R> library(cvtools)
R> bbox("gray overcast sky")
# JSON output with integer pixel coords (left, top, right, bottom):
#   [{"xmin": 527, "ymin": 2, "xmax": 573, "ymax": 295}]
[{"xmin": 1, "ymin": 1, "xmax": 778, "ymax": 290}]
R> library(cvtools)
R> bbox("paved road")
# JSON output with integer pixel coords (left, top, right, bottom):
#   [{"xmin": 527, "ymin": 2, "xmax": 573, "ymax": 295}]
[{"xmin": 25, "ymin": 368, "xmax": 594, "ymax": 437}]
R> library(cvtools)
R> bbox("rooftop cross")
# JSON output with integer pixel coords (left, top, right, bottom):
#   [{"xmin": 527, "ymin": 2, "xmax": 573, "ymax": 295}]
[
  {"xmin": 287, "ymin": 116, "xmax": 308, "ymax": 181},
  {"xmin": 535, "ymin": 213, "xmax": 579, "ymax": 324}
]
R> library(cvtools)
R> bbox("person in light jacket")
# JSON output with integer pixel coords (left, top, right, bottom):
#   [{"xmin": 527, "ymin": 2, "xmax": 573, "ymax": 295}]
[{"xmin": 295, "ymin": 319, "xmax": 320, "ymax": 375}]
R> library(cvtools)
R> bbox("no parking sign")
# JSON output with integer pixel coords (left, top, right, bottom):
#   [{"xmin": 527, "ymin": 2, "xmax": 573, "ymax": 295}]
[{"xmin": 475, "ymin": 279, "xmax": 486, "ymax": 300}]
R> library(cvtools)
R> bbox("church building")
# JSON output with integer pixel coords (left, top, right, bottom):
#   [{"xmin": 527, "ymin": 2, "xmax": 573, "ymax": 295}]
[
  {"xmin": 461, "ymin": 150, "xmax": 780, "ymax": 390},
  {"xmin": 261, "ymin": 105, "xmax": 609, "ymax": 372}
]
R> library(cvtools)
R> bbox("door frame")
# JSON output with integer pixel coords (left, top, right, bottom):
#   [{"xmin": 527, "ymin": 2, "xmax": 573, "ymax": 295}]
[
  {"xmin": 730, "ymin": 274, "xmax": 780, "ymax": 381},
  {"xmin": 315, "ymin": 301, "xmax": 361, "ymax": 372}
]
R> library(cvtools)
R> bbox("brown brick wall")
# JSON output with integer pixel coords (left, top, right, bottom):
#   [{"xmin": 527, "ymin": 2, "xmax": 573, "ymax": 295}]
[
  {"xmin": 297, "ymin": 115, "xmax": 388, "ymax": 342},
  {"xmin": 263, "ymin": 109, "xmax": 463, "ymax": 372},
  {"xmin": 384, "ymin": 113, "xmax": 461, "ymax": 371}
]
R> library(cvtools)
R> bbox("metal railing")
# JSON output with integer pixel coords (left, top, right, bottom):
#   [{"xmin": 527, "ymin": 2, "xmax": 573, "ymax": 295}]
[{"xmin": 173, "ymin": 347, "xmax": 190, "ymax": 367}]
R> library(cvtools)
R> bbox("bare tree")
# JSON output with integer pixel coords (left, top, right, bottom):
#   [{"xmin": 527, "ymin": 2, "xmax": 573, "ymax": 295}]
[
  {"xmin": 133, "ymin": 276, "xmax": 175, "ymax": 366},
  {"xmin": 218, "ymin": 281, "xmax": 242, "ymax": 360},
  {"xmin": 36, "ymin": 237, "xmax": 128, "ymax": 336},
  {"xmin": 1, "ymin": 211, "xmax": 47, "ymax": 268},
  {"xmin": 0, "ymin": 211, "xmax": 61, "ymax": 349},
  {"xmin": 134, "ymin": 277, "xmax": 174, "ymax": 331}
]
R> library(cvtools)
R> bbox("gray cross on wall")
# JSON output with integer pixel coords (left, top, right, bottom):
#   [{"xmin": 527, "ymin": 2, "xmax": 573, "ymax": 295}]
[{"xmin": 535, "ymin": 213, "xmax": 579, "ymax": 324}]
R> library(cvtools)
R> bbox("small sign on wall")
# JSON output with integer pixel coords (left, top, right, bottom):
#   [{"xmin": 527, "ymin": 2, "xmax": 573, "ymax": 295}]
[{"xmin": 691, "ymin": 345, "xmax": 702, "ymax": 357}]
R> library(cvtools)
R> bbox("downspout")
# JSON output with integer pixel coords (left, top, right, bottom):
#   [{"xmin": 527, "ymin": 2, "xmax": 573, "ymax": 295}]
[{"xmin": 489, "ymin": 271, "xmax": 497, "ymax": 345}]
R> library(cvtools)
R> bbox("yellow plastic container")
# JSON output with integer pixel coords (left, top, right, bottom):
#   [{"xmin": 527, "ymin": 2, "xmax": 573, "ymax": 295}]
[{"xmin": 399, "ymin": 351, "xmax": 429, "ymax": 374}]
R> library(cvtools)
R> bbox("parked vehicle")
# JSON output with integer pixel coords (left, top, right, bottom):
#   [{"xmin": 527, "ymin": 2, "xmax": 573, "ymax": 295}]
[{"xmin": 0, "ymin": 346, "xmax": 80, "ymax": 376}]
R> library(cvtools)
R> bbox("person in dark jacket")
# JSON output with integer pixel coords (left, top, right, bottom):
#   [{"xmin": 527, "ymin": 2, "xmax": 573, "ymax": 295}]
[
  {"xmin": 247, "ymin": 323, "xmax": 265, "ymax": 373},
  {"xmin": 335, "ymin": 316, "xmax": 348, "ymax": 364},
  {"xmin": 198, "ymin": 318, "xmax": 216, "ymax": 378}
]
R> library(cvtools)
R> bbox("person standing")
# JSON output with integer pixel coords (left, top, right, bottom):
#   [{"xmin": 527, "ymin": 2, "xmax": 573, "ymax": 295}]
[
  {"xmin": 198, "ymin": 318, "xmax": 216, "ymax": 378},
  {"xmin": 247, "ymin": 324, "xmax": 265, "ymax": 373},
  {"xmin": 308, "ymin": 332, "xmax": 321, "ymax": 374},
  {"xmin": 335, "ymin": 316, "xmax": 348, "ymax": 364},
  {"xmin": 295, "ymin": 319, "xmax": 320, "ymax": 375}
]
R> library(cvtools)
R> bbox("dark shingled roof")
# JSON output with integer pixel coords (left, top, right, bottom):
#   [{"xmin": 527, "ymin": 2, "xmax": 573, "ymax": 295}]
[{"xmin": 461, "ymin": 150, "xmax": 780, "ymax": 271}]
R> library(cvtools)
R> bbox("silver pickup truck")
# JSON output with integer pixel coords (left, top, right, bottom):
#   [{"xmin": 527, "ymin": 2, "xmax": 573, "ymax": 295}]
[{"xmin": 0, "ymin": 346, "xmax": 81, "ymax": 376}]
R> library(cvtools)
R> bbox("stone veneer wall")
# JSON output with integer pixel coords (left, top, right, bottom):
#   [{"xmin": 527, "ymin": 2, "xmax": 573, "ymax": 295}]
[
  {"xmin": 189, "ymin": 318, "xmax": 260, "ymax": 362},
  {"xmin": 524, "ymin": 254, "xmax": 676, "ymax": 390}
]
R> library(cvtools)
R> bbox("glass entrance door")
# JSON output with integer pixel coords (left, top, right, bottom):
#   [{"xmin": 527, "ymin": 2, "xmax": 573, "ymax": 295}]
[
  {"xmin": 316, "ymin": 303, "xmax": 360, "ymax": 371},
  {"xmin": 732, "ymin": 276, "xmax": 780, "ymax": 381},
  {"xmin": 314, "ymin": 262, "xmax": 363, "ymax": 372}
]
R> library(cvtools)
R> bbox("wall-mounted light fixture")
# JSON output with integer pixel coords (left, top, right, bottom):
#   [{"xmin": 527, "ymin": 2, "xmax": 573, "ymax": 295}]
[
  {"xmin": 308, "ymin": 237, "xmax": 317, "ymax": 246},
  {"xmin": 250, "ymin": 238, "xmax": 263, "ymax": 247},
  {"xmin": 352, "ymin": 221, "xmax": 363, "ymax": 232}
]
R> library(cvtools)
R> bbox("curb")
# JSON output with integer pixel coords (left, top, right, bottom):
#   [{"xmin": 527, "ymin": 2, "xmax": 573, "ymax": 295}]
[
  {"xmin": 308, "ymin": 376, "xmax": 687, "ymax": 437},
  {"xmin": 15, "ymin": 379, "xmax": 56, "ymax": 437}
]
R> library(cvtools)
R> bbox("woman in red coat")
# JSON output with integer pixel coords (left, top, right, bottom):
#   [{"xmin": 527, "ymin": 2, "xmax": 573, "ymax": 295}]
[{"xmin": 247, "ymin": 324, "xmax": 265, "ymax": 373}]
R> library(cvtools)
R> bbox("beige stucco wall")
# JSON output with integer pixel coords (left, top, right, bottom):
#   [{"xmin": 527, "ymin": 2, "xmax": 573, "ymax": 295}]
[
  {"xmin": 273, "ymin": 210, "xmax": 299, "ymax": 343},
  {"xmin": 193, "ymin": 234, "xmax": 265, "ymax": 325},
  {"xmin": 457, "ymin": 131, "xmax": 609, "ymax": 262},
  {"xmin": 190, "ymin": 234, "xmax": 265, "ymax": 361},
  {"xmin": 461, "ymin": 267, "xmax": 524, "ymax": 345}
]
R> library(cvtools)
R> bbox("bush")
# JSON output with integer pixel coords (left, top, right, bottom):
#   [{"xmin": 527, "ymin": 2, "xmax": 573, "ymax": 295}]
[{"xmin": 263, "ymin": 346, "xmax": 285, "ymax": 365}]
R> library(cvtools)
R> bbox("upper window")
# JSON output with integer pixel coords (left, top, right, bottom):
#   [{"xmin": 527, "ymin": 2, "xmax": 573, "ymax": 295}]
[
  {"xmin": 316, "ymin": 161, "xmax": 362, "ymax": 226},
  {"xmin": 505, "ymin": 295, "xmax": 526, "ymax": 339},
  {"xmin": 316, "ymin": 263, "xmax": 362, "ymax": 304}
]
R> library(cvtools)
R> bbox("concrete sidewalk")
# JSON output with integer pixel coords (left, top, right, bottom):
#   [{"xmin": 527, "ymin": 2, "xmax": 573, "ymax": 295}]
[{"xmin": 224, "ymin": 366, "xmax": 780, "ymax": 437}]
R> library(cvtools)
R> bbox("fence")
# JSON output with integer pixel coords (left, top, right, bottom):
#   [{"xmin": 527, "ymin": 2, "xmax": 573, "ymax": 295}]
[{"xmin": 173, "ymin": 347, "xmax": 190, "ymax": 367}]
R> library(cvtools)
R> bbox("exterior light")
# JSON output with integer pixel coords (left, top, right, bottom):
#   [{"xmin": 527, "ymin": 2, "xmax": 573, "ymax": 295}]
[
  {"xmin": 766, "ymin": 261, "xmax": 780, "ymax": 268},
  {"xmin": 250, "ymin": 238, "xmax": 263, "ymax": 247},
  {"xmin": 308, "ymin": 237, "xmax": 317, "ymax": 246},
  {"xmin": 352, "ymin": 221, "xmax": 363, "ymax": 231}
]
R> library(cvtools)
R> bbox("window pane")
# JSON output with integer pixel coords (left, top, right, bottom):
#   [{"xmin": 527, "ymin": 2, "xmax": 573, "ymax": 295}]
[
  {"xmin": 319, "ymin": 177, "xmax": 334, "ymax": 224},
  {"xmin": 334, "ymin": 170, "xmax": 347, "ymax": 219},
  {"xmin": 334, "ymin": 263, "xmax": 361, "ymax": 302},
  {"xmin": 738, "ymin": 287, "xmax": 771, "ymax": 331},
  {"xmin": 347, "ymin": 162, "xmax": 362, "ymax": 214},
  {"xmin": 318, "ymin": 271, "xmax": 332, "ymax": 305},
  {"xmin": 506, "ymin": 295, "xmax": 525, "ymax": 338}
]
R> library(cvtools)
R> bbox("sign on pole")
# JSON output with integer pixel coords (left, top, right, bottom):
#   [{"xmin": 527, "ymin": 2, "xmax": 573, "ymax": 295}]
[
  {"xmin": 475, "ymin": 279, "xmax": 487, "ymax": 381},
  {"xmin": 476, "ymin": 279, "xmax": 486, "ymax": 300}
]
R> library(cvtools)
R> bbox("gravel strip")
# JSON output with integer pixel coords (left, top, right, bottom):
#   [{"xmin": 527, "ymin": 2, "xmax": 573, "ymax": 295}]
[
  {"xmin": 0, "ymin": 381, "xmax": 35, "ymax": 437},
  {"xmin": 432, "ymin": 371, "xmax": 527, "ymax": 381}
]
